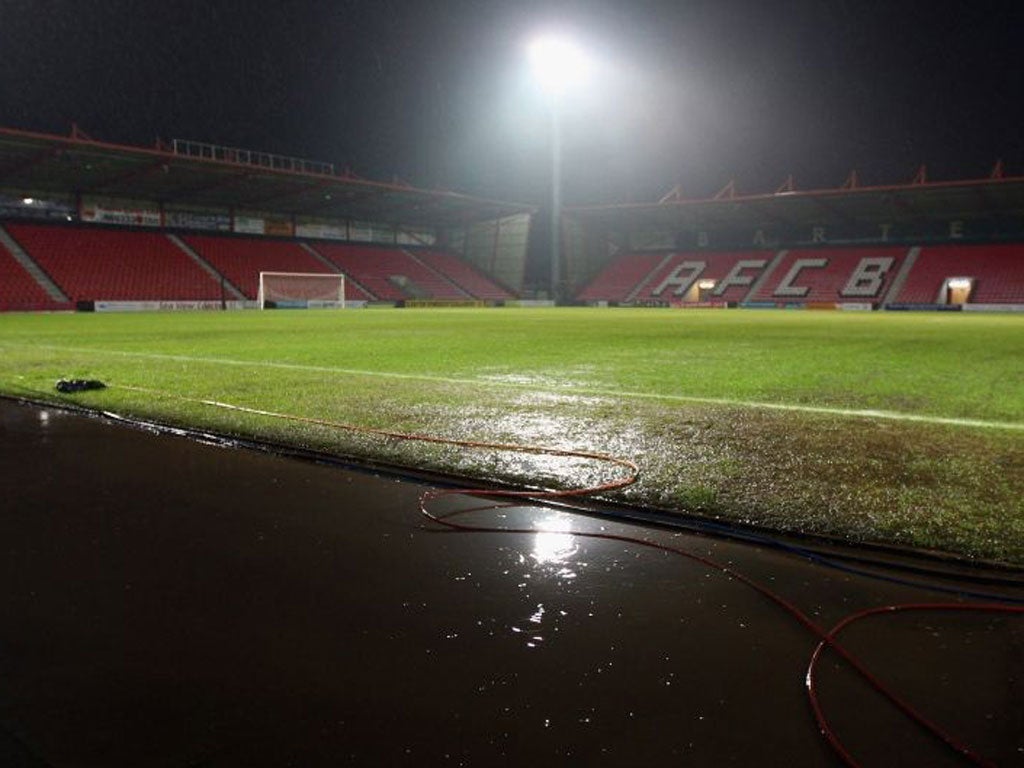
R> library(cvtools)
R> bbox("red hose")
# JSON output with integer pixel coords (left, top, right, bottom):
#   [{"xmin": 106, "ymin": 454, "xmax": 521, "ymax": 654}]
[
  {"xmin": 806, "ymin": 603, "xmax": 1024, "ymax": 767},
  {"xmin": 419, "ymin": 474, "xmax": 1022, "ymax": 767}
]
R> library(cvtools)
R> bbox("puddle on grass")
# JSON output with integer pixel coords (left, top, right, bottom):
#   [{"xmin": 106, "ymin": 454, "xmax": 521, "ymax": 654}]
[{"xmin": 0, "ymin": 399, "xmax": 1021, "ymax": 767}]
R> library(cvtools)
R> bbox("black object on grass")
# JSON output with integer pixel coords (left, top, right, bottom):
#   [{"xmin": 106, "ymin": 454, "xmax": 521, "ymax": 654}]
[{"xmin": 55, "ymin": 379, "xmax": 107, "ymax": 393}]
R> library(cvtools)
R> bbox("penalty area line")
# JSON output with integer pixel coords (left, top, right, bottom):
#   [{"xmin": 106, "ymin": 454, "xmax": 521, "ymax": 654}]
[{"xmin": 13, "ymin": 342, "xmax": 1024, "ymax": 432}]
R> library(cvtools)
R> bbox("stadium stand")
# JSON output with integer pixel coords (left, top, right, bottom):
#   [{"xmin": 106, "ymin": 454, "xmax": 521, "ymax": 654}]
[
  {"xmin": 2, "ymin": 218, "xmax": 1018, "ymax": 310},
  {"xmin": 312, "ymin": 243, "xmax": 468, "ymax": 301},
  {"xmin": 5, "ymin": 223, "xmax": 221, "ymax": 301},
  {"xmin": 748, "ymin": 247, "xmax": 909, "ymax": 304},
  {"xmin": 576, "ymin": 251, "xmax": 670, "ymax": 303},
  {"xmin": 415, "ymin": 250, "xmax": 515, "ymax": 300},
  {"xmin": 182, "ymin": 235, "xmax": 346, "ymax": 300},
  {"xmin": 894, "ymin": 244, "xmax": 1024, "ymax": 305},
  {"xmin": 0, "ymin": 237, "xmax": 68, "ymax": 310},
  {"xmin": 632, "ymin": 251, "xmax": 774, "ymax": 304}
]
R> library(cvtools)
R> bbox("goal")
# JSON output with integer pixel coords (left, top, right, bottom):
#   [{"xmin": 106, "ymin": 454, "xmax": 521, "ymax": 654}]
[{"xmin": 256, "ymin": 272, "xmax": 345, "ymax": 309}]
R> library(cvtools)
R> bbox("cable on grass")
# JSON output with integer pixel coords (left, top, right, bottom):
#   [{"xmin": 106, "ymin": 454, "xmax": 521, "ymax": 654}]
[{"xmin": 99, "ymin": 384, "xmax": 1023, "ymax": 766}]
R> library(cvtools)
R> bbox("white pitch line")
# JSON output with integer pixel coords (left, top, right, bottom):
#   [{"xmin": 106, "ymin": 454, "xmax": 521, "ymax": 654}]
[{"xmin": 10, "ymin": 342, "xmax": 1024, "ymax": 432}]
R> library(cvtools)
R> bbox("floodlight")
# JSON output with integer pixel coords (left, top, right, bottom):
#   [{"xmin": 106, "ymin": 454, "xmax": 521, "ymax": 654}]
[
  {"xmin": 947, "ymin": 278, "xmax": 972, "ymax": 289},
  {"xmin": 528, "ymin": 35, "xmax": 592, "ymax": 97},
  {"xmin": 526, "ymin": 33, "xmax": 594, "ymax": 302},
  {"xmin": 22, "ymin": 197, "xmax": 35, "ymax": 205}
]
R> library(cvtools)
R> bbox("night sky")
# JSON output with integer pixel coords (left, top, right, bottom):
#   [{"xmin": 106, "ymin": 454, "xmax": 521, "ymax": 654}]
[{"xmin": 1, "ymin": 0, "xmax": 1021, "ymax": 207}]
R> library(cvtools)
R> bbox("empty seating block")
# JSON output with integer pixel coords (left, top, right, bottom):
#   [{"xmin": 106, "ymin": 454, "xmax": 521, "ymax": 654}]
[
  {"xmin": 6, "ymin": 224, "xmax": 221, "ymax": 301},
  {"xmin": 576, "ymin": 252, "xmax": 668, "ymax": 302},
  {"xmin": 314, "ymin": 244, "xmax": 466, "ymax": 301},
  {"xmin": 0, "ymin": 239, "xmax": 66, "ymax": 311},
  {"xmin": 750, "ymin": 247, "xmax": 908, "ymax": 304},
  {"xmin": 183, "ymin": 235, "xmax": 340, "ymax": 300},
  {"xmin": 633, "ymin": 251, "xmax": 773, "ymax": 303},
  {"xmin": 416, "ymin": 250, "xmax": 515, "ymax": 300},
  {"xmin": 896, "ymin": 244, "xmax": 1024, "ymax": 304}
]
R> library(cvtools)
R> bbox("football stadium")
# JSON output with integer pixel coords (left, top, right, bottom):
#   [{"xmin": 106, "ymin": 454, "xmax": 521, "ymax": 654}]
[
  {"xmin": 2, "ymin": 122, "xmax": 1023, "ymax": 767},
  {"xmin": 1, "ymin": 124, "xmax": 1021, "ymax": 559},
  {"xmin": 1, "ymin": 7, "xmax": 1023, "ymax": 767}
]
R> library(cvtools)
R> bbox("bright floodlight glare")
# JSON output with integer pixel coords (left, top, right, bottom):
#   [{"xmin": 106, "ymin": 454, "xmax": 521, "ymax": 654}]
[{"xmin": 528, "ymin": 35, "xmax": 591, "ymax": 96}]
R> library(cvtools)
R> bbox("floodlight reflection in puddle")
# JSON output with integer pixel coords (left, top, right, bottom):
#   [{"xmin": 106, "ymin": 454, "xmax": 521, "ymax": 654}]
[{"xmin": 531, "ymin": 516, "xmax": 579, "ymax": 567}]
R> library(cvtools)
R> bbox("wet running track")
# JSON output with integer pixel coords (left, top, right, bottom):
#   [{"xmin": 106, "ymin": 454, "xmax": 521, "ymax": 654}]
[{"xmin": 0, "ymin": 399, "xmax": 1021, "ymax": 766}]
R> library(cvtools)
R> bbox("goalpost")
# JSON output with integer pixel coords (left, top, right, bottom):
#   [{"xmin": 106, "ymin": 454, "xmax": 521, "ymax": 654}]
[{"xmin": 256, "ymin": 272, "xmax": 345, "ymax": 309}]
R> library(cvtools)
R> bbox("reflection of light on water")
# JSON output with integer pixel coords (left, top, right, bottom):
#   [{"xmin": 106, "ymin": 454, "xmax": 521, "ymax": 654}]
[
  {"xmin": 506, "ymin": 517, "xmax": 582, "ymax": 648},
  {"xmin": 511, "ymin": 601, "xmax": 573, "ymax": 649},
  {"xmin": 519, "ymin": 603, "xmax": 548, "ymax": 648},
  {"xmin": 533, "ymin": 530, "xmax": 576, "ymax": 564},
  {"xmin": 532, "ymin": 517, "xmax": 578, "ymax": 565}
]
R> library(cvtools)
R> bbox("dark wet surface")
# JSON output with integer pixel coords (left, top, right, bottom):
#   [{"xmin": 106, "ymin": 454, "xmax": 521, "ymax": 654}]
[{"xmin": 0, "ymin": 399, "xmax": 1021, "ymax": 767}]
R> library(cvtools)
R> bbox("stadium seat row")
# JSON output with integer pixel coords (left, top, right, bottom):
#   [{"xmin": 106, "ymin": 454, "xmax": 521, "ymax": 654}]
[
  {"xmin": 0, "ymin": 223, "xmax": 514, "ymax": 306},
  {"xmin": 2, "ymin": 221, "xmax": 1020, "ymax": 309},
  {"xmin": 576, "ymin": 245, "xmax": 1024, "ymax": 306}
]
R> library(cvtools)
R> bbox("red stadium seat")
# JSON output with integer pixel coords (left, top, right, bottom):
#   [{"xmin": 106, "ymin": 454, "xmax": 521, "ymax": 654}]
[
  {"xmin": 416, "ymin": 250, "xmax": 515, "ymax": 300},
  {"xmin": 578, "ymin": 251, "xmax": 774, "ymax": 304},
  {"xmin": 749, "ymin": 247, "xmax": 908, "ymax": 305},
  {"xmin": 633, "ymin": 251, "xmax": 773, "ymax": 304},
  {"xmin": 896, "ymin": 244, "xmax": 1024, "ymax": 304},
  {"xmin": 576, "ymin": 252, "xmax": 668, "ymax": 302},
  {"xmin": 0, "ymin": 236, "xmax": 69, "ymax": 310},
  {"xmin": 6, "ymin": 223, "xmax": 222, "ymax": 301},
  {"xmin": 312, "ymin": 243, "xmax": 467, "ymax": 301},
  {"xmin": 182, "ymin": 235, "xmax": 359, "ymax": 300}
]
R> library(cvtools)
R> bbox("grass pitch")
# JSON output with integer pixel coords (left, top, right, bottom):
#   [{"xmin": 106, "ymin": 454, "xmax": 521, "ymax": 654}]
[{"xmin": 1, "ymin": 307, "xmax": 1022, "ymax": 564}]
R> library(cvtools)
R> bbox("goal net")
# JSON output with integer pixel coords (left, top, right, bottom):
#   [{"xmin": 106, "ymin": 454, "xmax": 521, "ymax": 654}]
[{"xmin": 257, "ymin": 272, "xmax": 345, "ymax": 309}]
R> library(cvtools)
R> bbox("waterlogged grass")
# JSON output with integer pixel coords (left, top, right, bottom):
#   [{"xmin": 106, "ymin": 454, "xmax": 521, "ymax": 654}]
[{"xmin": 1, "ymin": 307, "xmax": 1022, "ymax": 563}]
